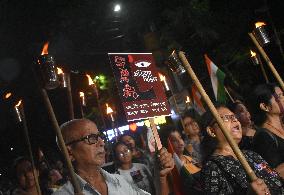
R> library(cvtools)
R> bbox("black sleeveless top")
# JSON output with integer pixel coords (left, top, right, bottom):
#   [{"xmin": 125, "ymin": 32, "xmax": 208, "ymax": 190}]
[{"xmin": 253, "ymin": 127, "xmax": 284, "ymax": 168}]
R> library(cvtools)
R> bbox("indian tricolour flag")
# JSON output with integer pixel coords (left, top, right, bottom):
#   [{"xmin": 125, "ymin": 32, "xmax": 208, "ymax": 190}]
[{"xmin": 205, "ymin": 54, "xmax": 227, "ymax": 104}]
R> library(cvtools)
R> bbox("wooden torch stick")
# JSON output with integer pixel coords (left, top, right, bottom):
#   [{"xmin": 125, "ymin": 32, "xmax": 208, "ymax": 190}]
[
  {"xmin": 178, "ymin": 51, "xmax": 257, "ymax": 181},
  {"xmin": 20, "ymin": 104, "xmax": 42, "ymax": 195},
  {"xmin": 258, "ymin": 58, "xmax": 269, "ymax": 83},
  {"xmin": 149, "ymin": 118, "xmax": 162, "ymax": 150},
  {"xmin": 40, "ymin": 89, "xmax": 83, "ymax": 194},
  {"xmin": 66, "ymin": 73, "xmax": 75, "ymax": 120},
  {"xmin": 249, "ymin": 33, "xmax": 284, "ymax": 91}
]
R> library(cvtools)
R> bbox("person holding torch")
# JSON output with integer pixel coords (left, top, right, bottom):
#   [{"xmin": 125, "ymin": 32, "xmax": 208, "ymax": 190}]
[
  {"xmin": 53, "ymin": 119, "xmax": 174, "ymax": 195},
  {"xmin": 200, "ymin": 104, "xmax": 283, "ymax": 195}
]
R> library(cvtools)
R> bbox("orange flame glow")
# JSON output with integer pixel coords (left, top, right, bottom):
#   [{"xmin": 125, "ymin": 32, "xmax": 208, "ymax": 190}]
[
  {"xmin": 106, "ymin": 103, "xmax": 113, "ymax": 114},
  {"xmin": 15, "ymin": 100, "xmax": 22, "ymax": 108},
  {"xmin": 185, "ymin": 96, "xmax": 191, "ymax": 103},
  {"xmin": 86, "ymin": 74, "xmax": 94, "ymax": 85},
  {"xmin": 41, "ymin": 42, "xmax": 49, "ymax": 55},
  {"xmin": 4, "ymin": 92, "xmax": 12, "ymax": 99},
  {"xmin": 57, "ymin": 67, "xmax": 64, "ymax": 75},
  {"xmin": 79, "ymin": 92, "xmax": 85, "ymax": 97},
  {"xmin": 158, "ymin": 73, "xmax": 170, "ymax": 91},
  {"xmin": 158, "ymin": 73, "xmax": 165, "ymax": 81},
  {"xmin": 250, "ymin": 50, "xmax": 257, "ymax": 57},
  {"xmin": 255, "ymin": 22, "xmax": 266, "ymax": 28}
]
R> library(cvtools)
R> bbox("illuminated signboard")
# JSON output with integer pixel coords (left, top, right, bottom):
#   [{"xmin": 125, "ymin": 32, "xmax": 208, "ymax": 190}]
[{"xmin": 108, "ymin": 53, "xmax": 171, "ymax": 121}]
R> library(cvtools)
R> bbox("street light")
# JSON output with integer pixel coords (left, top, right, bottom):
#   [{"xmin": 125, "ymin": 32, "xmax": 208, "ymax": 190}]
[{"xmin": 114, "ymin": 4, "xmax": 121, "ymax": 12}]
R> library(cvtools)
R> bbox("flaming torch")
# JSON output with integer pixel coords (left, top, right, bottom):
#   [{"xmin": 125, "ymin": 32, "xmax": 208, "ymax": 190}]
[
  {"xmin": 86, "ymin": 74, "xmax": 106, "ymax": 128},
  {"xmin": 253, "ymin": 22, "xmax": 270, "ymax": 46},
  {"xmin": 13, "ymin": 100, "xmax": 42, "ymax": 195},
  {"xmin": 79, "ymin": 92, "xmax": 86, "ymax": 117},
  {"xmin": 167, "ymin": 50, "xmax": 257, "ymax": 181},
  {"xmin": 250, "ymin": 50, "xmax": 269, "ymax": 83},
  {"xmin": 57, "ymin": 67, "xmax": 68, "ymax": 88},
  {"xmin": 86, "ymin": 74, "xmax": 98, "ymax": 98},
  {"xmin": 4, "ymin": 92, "xmax": 12, "ymax": 99},
  {"xmin": 37, "ymin": 42, "xmax": 59, "ymax": 90},
  {"xmin": 158, "ymin": 73, "xmax": 170, "ymax": 91},
  {"xmin": 168, "ymin": 50, "xmax": 186, "ymax": 76},
  {"xmin": 250, "ymin": 50, "xmax": 260, "ymax": 65},
  {"xmin": 79, "ymin": 92, "xmax": 86, "ymax": 106},
  {"xmin": 106, "ymin": 103, "xmax": 118, "ymax": 141},
  {"xmin": 185, "ymin": 95, "xmax": 191, "ymax": 109},
  {"xmin": 57, "ymin": 67, "xmax": 74, "ymax": 119},
  {"xmin": 14, "ymin": 100, "xmax": 23, "ymax": 123}
]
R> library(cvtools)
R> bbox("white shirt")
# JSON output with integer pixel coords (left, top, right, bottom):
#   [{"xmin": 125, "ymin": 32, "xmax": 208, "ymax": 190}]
[
  {"xmin": 117, "ymin": 163, "xmax": 154, "ymax": 194},
  {"xmin": 52, "ymin": 168, "xmax": 150, "ymax": 195}
]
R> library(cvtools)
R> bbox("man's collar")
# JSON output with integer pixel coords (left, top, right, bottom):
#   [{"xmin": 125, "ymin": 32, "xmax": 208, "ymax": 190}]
[{"xmin": 75, "ymin": 168, "xmax": 120, "ymax": 190}]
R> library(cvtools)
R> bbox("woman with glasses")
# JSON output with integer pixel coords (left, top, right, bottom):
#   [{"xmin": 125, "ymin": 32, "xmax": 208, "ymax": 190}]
[
  {"xmin": 113, "ymin": 142, "xmax": 155, "ymax": 195},
  {"xmin": 248, "ymin": 83, "xmax": 284, "ymax": 179},
  {"xmin": 200, "ymin": 104, "xmax": 284, "ymax": 195}
]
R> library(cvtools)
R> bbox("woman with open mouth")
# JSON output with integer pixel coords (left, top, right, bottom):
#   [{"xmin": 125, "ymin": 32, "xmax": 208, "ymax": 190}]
[{"xmin": 200, "ymin": 104, "xmax": 284, "ymax": 195}]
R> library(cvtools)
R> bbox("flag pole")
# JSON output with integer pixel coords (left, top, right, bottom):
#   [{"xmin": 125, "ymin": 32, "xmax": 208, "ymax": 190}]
[
  {"xmin": 177, "ymin": 51, "xmax": 257, "ymax": 181},
  {"xmin": 224, "ymin": 86, "xmax": 235, "ymax": 103},
  {"xmin": 249, "ymin": 33, "xmax": 284, "ymax": 91}
]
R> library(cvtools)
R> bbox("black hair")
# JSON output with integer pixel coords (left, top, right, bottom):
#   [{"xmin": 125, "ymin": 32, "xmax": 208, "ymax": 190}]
[
  {"xmin": 247, "ymin": 83, "xmax": 279, "ymax": 126},
  {"xmin": 182, "ymin": 109, "xmax": 201, "ymax": 122},
  {"xmin": 112, "ymin": 141, "xmax": 129, "ymax": 164},
  {"xmin": 118, "ymin": 133, "xmax": 135, "ymax": 143},
  {"xmin": 12, "ymin": 156, "xmax": 32, "ymax": 183},
  {"xmin": 159, "ymin": 124, "xmax": 180, "ymax": 148},
  {"xmin": 227, "ymin": 100, "xmax": 244, "ymax": 114},
  {"xmin": 200, "ymin": 103, "xmax": 226, "ymax": 165}
]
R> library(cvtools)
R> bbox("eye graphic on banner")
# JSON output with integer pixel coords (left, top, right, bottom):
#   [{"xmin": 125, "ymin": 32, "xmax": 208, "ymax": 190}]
[
  {"xmin": 109, "ymin": 53, "xmax": 171, "ymax": 121},
  {"xmin": 134, "ymin": 61, "xmax": 151, "ymax": 68}
]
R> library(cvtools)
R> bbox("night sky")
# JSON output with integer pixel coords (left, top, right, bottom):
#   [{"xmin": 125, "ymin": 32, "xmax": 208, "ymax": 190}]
[{"xmin": 0, "ymin": 0, "xmax": 284, "ymax": 179}]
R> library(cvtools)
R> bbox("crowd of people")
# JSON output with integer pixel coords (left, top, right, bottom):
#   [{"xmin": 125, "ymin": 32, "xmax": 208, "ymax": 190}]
[{"xmin": 1, "ymin": 82, "xmax": 284, "ymax": 195}]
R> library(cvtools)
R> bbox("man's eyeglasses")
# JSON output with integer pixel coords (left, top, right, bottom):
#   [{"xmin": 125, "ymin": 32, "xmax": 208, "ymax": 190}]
[
  {"xmin": 117, "ymin": 149, "xmax": 131, "ymax": 157},
  {"xmin": 66, "ymin": 133, "xmax": 105, "ymax": 146}
]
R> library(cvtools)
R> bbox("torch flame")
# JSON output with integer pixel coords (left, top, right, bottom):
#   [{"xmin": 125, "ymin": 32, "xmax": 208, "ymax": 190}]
[
  {"xmin": 41, "ymin": 42, "xmax": 49, "ymax": 55},
  {"xmin": 4, "ymin": 92, "xmax": 12, "ymax": 99},
  {"xmin": 255, "ymin": 22, "xmax": 266, "ymax": 28},
  {"xmin": 185, "ymin": 96, "xmax": 191, "ymax": 103},
  {"xmin": 250, "ymin": 50, "xmax": 257, "ymax": 57},
  {"xmin": 57, "ymin": 67, "xmax": 64, "ymax": 75},
  {"xmin": 106, "ymin": 103, "xmax": 113, "ymax": 114},
  {"xmin": 158, "ymin": 73, "xmax": 165, "ymax": 81},
  {"xmin": 79, "ymin": 92, "xmax": 85, "ymax": 97},
  {"xmin": 86, "ymin": 74, "xmax": 94, "ymax": 85},
  {"xmin": 15, "ymin": 100, "xmax": 22, "ymax": 108}
]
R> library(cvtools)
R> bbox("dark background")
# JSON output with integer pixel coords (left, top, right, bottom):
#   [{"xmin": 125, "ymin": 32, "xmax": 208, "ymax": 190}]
[{"xmin": 0, "ymin": 0, "xmax": 284, "ymax": 178}]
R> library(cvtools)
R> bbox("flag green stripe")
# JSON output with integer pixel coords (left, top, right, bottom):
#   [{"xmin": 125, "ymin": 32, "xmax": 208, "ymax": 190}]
[{"xmin": 216, "ymin": 68, "xmax": 227, "ymax": 103}]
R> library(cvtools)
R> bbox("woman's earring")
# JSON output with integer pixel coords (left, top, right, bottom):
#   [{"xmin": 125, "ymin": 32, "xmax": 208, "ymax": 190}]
[{"xmin": 206, "ymin": 127, "xmax": 216, "ymax": 138}]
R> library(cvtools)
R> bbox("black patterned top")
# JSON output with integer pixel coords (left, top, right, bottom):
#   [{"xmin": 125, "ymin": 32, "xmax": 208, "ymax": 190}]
[{"xmin": 201, "ymin": 150, "xmax": 284, "ymax": 195}]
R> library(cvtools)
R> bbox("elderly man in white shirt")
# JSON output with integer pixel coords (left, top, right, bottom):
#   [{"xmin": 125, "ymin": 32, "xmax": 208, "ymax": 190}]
[{"xmin": 53, "ymin": 119, "xmax": 174, "ymax": 195}]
